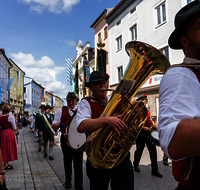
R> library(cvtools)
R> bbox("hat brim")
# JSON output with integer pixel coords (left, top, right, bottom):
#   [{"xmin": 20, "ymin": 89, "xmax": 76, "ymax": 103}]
[
  {"xmin": 44, "ymin": 107, "xmax": 53, "ymax": 110},
  {"xmin": 169, "ymin": 3, "xmax": 200, "ymax": 49},
  {"xmin": 39, "ymin": 106, "xmax": 45, "ymax": 108},
  {"xmin": 85, "ymin": 77, "xmax": 109, "ymax": 87}
]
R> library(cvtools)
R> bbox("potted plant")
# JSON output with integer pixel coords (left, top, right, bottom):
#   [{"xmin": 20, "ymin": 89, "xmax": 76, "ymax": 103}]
[
  {"xmin": 97, "ymin": 42, "xmax": 105, "ymax": 48},
  {"xmin": 14, "ymin": 99, "xmax": 17, "ymax": 103},
  {"xmin": 10, "ymin": 98, "xmax": 13, "ymax": 102}
]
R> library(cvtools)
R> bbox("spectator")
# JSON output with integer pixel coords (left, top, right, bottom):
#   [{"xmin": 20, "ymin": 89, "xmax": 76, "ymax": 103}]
[
  {"xmin": 0, "ymin": 104, "xmax": 18, "ymax": 170},
  {"xmin": 0, "ymin": 148, "xmax": 7, "ymax": 190}
]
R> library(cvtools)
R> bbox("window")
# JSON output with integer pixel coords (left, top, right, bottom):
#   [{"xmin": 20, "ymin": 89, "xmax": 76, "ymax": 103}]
[
  {"xmin": 116, "ymin": 20, "xmax": 121, "ymax": 26},
  {"xmin": 106, "ymin": 52, "xmax": 108, "ymax": 65},
  {"xmin": 130, "ymin": 7, "xmax": 136, "ymax": 14},
  {"xmin": 10, "ymin": 92, "xmax": 12, "ymax": 99},
  {"xmin": 156, "ymin": 2, "xmax": 166, "ymax": 25},
  {"xmin": 32, "ymin": 100, "xmax": 34, "ymax": 106},
  {"xmin": 34, "ymin": 89, "xmax": 35, "ymax": 94},
  {"xmin": 4, "ymin": 71, "xmax": 5, "ymax": 83},
  {"xmin": 21, "ymin": 79, "xmax": 22, "ymax": 87},
  {"xmin": 24, "ymin": 100, "xmax": 26, "ymax": 105},
  {"xmin": 104, "ymin": 26, "xmax": 108, "ymax": 39},
  {"xmin": 116, "ymin": 36, "xmax": 122, "ymax": 51},
  {"xmin": 24, "ymin": 87, "xmax": 26, "ymax": 93},
  {"xmin": 118, "ymin": 66, "xmax": 123, "ymax": 82},
  {"xmin": 14, "ymin": 75, "xmax": 16, "ymax": 84},
  {"xmin": 159, "ymin": 46, "xmax": 169, "ymax": 59},
  {"xmin": 10, "ymin": 72, "xmax": 12, "ymax": 78},
  {"xmin": 98, "ymin": 33, "xmax": 101, "ymax": 42},
  {"xmin": 4, "ymin": 62, "xmax": 6, "ymax": 68},
  {"xmin": 1, "ymin": 61, "xmax": 3, "ymax": 66},
  {"xmin": 32, "ymin": 88, "xmax": 34, "ymax": 94},
  {"xmin": 130, "ymin": 25, "xmax": 137, "ymax": 41}
]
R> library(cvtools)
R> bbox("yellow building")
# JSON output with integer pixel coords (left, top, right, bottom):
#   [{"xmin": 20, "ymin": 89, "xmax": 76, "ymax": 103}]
[{"xmin": 9, "ymin": 59, "xmax": 25, "ymax": 113}]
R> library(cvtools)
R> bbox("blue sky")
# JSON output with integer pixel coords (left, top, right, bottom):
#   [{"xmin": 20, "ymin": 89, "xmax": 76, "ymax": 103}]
[{"xmin": 0, "ymin": 0, "xmax": 117, "ymax": 100}]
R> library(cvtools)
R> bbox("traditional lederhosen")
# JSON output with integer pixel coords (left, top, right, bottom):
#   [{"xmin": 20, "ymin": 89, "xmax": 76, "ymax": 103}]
[
  {"xmin": 60, "ymin": 106, "xmax": 83, "ymax": 190},
  {"xmin": 172, "ymin": 67, "xmax": 200, "ymax": 190},
  {"xmin": 84, "ymin": 97, "xmax": 134, "ymax": 190}
]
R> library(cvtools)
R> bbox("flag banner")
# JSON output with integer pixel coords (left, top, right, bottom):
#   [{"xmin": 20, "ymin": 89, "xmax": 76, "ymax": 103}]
[
  {"xmin": 96, "ymin": 49, "xmax": 103, "ymax": 74},
  {"xmin": 75, "ymin": 62, "xmax": 79, "ymax": 95},
  {"xmin": 0, "ymin": 86, "xmax": 1, "ymax": 104},
  {"xmin": 7, "ymin": 78, "xmax": 14, "ymax": 91},
  {"xmin": 65, "ymin": 58, "xmax": 73, "ymax": 86},
  {"xmin": 85, "ymin": 61, "xmax": 90, "ymax": 82},
  {"xmin": 16, "ymin": 71, "xmax": 20, "ymax": 87}
]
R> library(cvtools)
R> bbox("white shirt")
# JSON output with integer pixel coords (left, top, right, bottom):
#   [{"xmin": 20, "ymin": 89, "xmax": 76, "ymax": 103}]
[
  {"xmin": 76, "ymin": 95, "xmax": 110, "ymax": 128},
  {"xmin": 158, "ymin": 57, "xmax": 200, "ymax": 160},
  {"xmin": 52, "ymin": 106, "xmax": 77, "ymax": 124},
  {"xmin": 1, "ymin": 114, "xmax": 16, "ymax": 130}
]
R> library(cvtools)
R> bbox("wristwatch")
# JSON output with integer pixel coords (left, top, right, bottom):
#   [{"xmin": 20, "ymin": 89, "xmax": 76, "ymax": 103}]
[{"xmin": 0, "ymin": 170, "xmax": 6, "ymax": 175}]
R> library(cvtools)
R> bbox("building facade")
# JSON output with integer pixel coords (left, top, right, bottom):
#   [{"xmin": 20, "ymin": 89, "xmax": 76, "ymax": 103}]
[
  {"xmin": 9, "ymin": 59, "xmax": 25, "ymax": 113},
  {"xmin": 72, "ymin": 40, "xmax": 95, "ymax": 100},
  {"xmin": 24, "ymin": 78, "xmax": 43, "ymax": 115},
  {"xmin": 90, "ymin": 8, "xmax": 113, "ymax": 86},
  {"xmin": 104, "ymin": 0, "xmax": 194, "ymax": 123},
  {"xmin": 0, "ymin": 49, "xmax": 12, "ymax": 106}
]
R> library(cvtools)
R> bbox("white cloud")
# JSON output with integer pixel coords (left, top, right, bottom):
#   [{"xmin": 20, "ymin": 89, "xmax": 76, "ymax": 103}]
[
  {"xmin": 10, "ymin": 52, "xmax": 55, "ymax": 68},
  {"xmin": 64, "ymin": 40, "xmax": 76, "ymax": 47},
  {"xmin": 18, "ymin": 0, "xmax": 81, "ymax": 14},
  {"xmin": 10, "ymin": 52, "xmax": 71, "ymax": 99}
]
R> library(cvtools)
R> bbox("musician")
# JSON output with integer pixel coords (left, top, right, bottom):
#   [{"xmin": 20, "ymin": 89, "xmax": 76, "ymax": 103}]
[
  {"xmin": 35, "ymin": 104, "xmax": 45, "ymax": 152},
  {"xmin": 38, "ymin": 105, "xmax": 57, "ymax": 160},
  {"xmin": 76, "ymin": 71, "xmax": 134, "ymax": 190},
  {"xmin": 158, "ymin": 1, "xmax": 200, "ymax": 189},
  {"xmin": 52, "ymin": 92, "xmax": 84, "ymax": 190},
  {"xmin": 133, "ymin": 95, "xmax": 162, "ymax": 178}
]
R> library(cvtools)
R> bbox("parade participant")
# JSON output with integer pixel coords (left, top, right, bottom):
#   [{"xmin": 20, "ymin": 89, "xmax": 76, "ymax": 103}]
[
  {"xmin": 76, "ymin": 71, "xmax": 134, "ymax": 190},
  {"xmin": 0, "ymin": 104, "xmax": 18, "ymax": 170},
  {"xmin": 158, "ymin": 1, "xmax": 200, "ymax": 189},
  {"xmin": 35, "ymin": 104, "xmax": 45, "ymax": 152},
  {"xmin": 0, "ymin": 148, "xmax": 7, "ymax": 190},
  {"xmin": 52, "ymin": 92, "xmax": 84, "ymax": 190},
  {"xmin": 133, "ymin": 95, "xmax": 162, "ymax": 178},
  {"xmin": 38, "ymin": 105, "xmax": 57, "ymax": 160}
]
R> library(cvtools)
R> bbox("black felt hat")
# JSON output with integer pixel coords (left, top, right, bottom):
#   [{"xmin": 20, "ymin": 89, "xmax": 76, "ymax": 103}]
[
  {"xmin": 168, "ymin": 1, "xmax": 200, "ymax": 49},
  {"xmin": 85, "ymin": 71, "xmax": 109, "ymax": 87},
  {"xmin": 66, "ymin": 92, "xmax": 77, "ymax": 100},
  {"xmin": 44, "ymin": 105, "xmax": 53, "ymax": 110},
  {"xmin": 39, "ymin": 104, "xmax": 45, "ymax": 108},
  {"xmin": 137, "ymin": 94, "xmax": 147, "ymax": 101}
]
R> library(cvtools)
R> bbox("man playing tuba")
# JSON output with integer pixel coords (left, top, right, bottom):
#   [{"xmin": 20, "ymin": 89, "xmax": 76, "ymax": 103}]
[{"xmin": 76, "ymin": 71, "xmax": 134, "ymax": 190}]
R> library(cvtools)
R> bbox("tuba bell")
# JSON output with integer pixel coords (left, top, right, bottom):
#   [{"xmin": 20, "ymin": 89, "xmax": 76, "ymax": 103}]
[{"xmin": 86, "ymin": 41, "xmax": 170, "ymax": 169}]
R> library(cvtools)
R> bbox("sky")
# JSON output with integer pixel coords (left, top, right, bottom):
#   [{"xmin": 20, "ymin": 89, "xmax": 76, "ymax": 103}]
[{"xmin": 0, "ymin": 0, "xmax": 117, "ymax": 101}]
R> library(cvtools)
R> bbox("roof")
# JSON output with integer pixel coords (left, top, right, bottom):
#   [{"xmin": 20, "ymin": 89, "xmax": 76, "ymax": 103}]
[
  {"xmin": 0, "ymin": 49, "xmax": 12, "ymax": 67},
  {"xmin": 9, "ymin": 58, "xmax": 26, "ymax": 75},
  {"xmin": 90, "ymin": 8, "xmax": 114, "ymax": 28},
  {"xmin": 32, "ymin": 79, "xmax": 45, "ymax": 89},
  {"xmin": 105, "ymin": 0, "xmax": 136, "ymax": 24}
]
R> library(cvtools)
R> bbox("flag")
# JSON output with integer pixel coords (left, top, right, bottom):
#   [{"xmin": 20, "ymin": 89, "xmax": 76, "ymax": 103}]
[
  {"xmin": 96, "ymin": 49, "xmax": 103, "ymax": 74},
  {"xmin": 0, "ymin": 86, "xmax": 1, "ymax": 104},
  {"xmin": 16, "ymin": 71, "xmax": 20, "ymax": 87},
  {"xmin": 7, "ymin": 78, "xmax": 14, "ymax": 91},
  {"xmin": 75, "ymin": 62, "xmax": 79, "ymax": 95},
  {"xmin": 65, "ymin": 58, "xmax": 73, "ymax": 86}
]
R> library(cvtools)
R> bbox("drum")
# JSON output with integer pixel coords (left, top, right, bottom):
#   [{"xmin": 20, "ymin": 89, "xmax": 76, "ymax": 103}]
[
  {"xmin": 150, "ymin": 131, "xmax": 160, "ymax": 146},
  {"xmin": 65, "ymin": 113, "xmax": 86, "ymax": 150}
]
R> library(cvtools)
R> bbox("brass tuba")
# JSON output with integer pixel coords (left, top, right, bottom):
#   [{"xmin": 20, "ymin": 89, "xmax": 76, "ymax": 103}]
[{"xmin": 86, "ymin": 41, "xmax": 170, "ymax": 169}]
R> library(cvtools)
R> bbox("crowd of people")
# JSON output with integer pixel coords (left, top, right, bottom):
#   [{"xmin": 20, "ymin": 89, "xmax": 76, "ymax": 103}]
[{"xmin": 1, "ymin": 1, "xmax": 200, "ymax": 190}]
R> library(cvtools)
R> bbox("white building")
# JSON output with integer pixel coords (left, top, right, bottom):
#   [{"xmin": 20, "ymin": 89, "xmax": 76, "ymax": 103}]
[
  {"xmin": 72, "ymin": 40, "xmax": 95, "ymax": 100},
  {"xmin": 104, "ymin": 0, "xmax": 194, "ymax": 123}
]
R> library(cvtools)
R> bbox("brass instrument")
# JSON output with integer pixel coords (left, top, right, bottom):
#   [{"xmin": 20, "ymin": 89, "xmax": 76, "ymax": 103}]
[{"xmin": 86, "ymin": 41, "xmax": 170, "ymax": 169}]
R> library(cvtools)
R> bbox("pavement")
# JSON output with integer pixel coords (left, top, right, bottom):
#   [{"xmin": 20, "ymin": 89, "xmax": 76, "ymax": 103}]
[
  {"xmin": 5, "ymin": 127, "xmax": 65, "ymax": 190},
  {"xmin": 5, "ymin": 126, "xmax": 178, "ymax": 190}
]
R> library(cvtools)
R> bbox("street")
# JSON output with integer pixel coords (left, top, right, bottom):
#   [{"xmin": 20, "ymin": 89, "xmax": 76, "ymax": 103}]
[{"xmin": 49, "ymin": 134, "xmax": 178, "ymax": 190}]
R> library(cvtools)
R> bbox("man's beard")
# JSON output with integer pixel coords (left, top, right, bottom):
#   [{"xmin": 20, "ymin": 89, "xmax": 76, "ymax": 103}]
[{"xmin": 188, "ymin": 38, "xmax": 200, "ymax": 60}]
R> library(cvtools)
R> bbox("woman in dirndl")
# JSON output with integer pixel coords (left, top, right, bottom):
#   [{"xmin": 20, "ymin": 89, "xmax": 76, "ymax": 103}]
[{"xmin": 0, "ymin": 104, "xmax": 18, "ymax": 170}]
